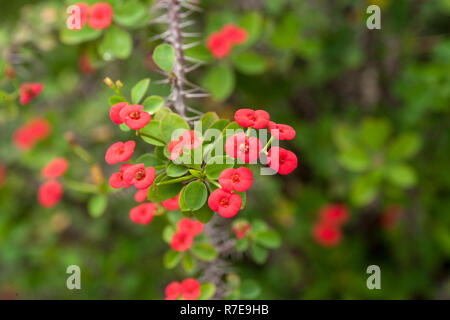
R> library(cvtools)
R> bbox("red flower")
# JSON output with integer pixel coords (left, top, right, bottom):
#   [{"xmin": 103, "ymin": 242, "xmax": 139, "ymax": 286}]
[
  {"xmin": 225, "ymin": 133, "xmax": 262, "ymax": 163},
  {"xmin": 78, "ymin": 52, "xmax": 95, "ymax": 75},
  {"xmin": 134, "ymin": 187, "xmax": 149, "ymax": 203},
  {"xmin": 119, "ymin": 105, "xmax": 151, "ymax": 130},
  {"xmin": 219, "ymin": 167, "xmax": 253, "ymax": 192},
  {"xmin": 232, "ymin": 220, "xmax": 251, "ymax": 239},
  {"xmin": 208, "ymin": 189, "xmax": 242, "ymax": 218},
  {"xmin": 19, "ymin": 83, "xmax": 43, "ymax": 105},
  {"xmin": 312, "ymin": 223, "xmax": 342, "ymax": 247},
  {"xmin": 0, "ymin": 163, "xmax": 6, "ymax": 187},
  {"xmin": 234, "ymin": 109, "xmax": 270, "ymax": 129},
  {"xmin": 88, "ymin": 2, "xmax": 112, "ymax": 30},
  {"xmin": 267, "ymin": 147, "xmax": 298, "ymax": 175},
  {"xmin": 105, "ymin": 141, "xmax": 135, "ymax": 165},
  {"xmin": 13, "ymin": 118, "xmax": 51, "ymax": 151},
  {"xmin": 168, "ymin": 138, "xmax": 184, "ymax": 160},
  {"xmin": 109, "ymin": 102, "xmax": 127, "ymax": 124},
  {"xmin": 38, "ymin": 180, "xmax": 63, "ymax": 208},
  {"xmin": 207, "ymin": 31, "xmax": 232, "ymax": 59},
  {"xmin": 181, "ymin": 278, "xmax": 201, "ymax": 300},
  {"xmin": 177, "ymin": 218, "xmax": 203, "ymax": 236},
  {"xmin": 129, "ymin": 203, "xmax": 156, "ymax": 225},
  {"xmin": 161, "ymin": 194, "xmax": 180, "ymax": 210},
  {"xmin": 267, "ymin": 121, "xmax": 296, "ymax": 140},
  {"xmin": 41, "ymin": 158, "xmax": 69, "ymax": 179},
  {"xmin": 170, "ymin": 230, "xmax": 194, "ymax": 252},
  {"xmin": 222, "ymin": 24, "xmax": 248, "ymax": 45},
  {"xmin": 109, "ymin": 164, "xmax": 133, "ymax": 189},
  {"xmin": 77, "ymin": 3, "xmax": 89, "ymax": 28},
  {"xmin": 123, "ymin": 163, "xmax": 156, "ymax": 190},
  {"xmin": 180, "ymin": 130, "xmax": 202, "ymax": 149},
  {"xmin": 319, "ymin": 204, "xmax": 349, "ymax": 227},
  {"xmin": 165, "ymin": 281, "xmax": 182, "ymax": 300}
]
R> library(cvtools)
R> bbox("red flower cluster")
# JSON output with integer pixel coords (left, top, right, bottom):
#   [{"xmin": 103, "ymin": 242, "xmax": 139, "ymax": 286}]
[
  {"xmin": 129, "ymin": 202, "xmax": 156, "ymax": 225},
  {"xmin": 170, "ymin": 218, "xmax": 204, "ymax": 252},
  {"xmin": 38, "ymin": 157, "xmax": 69, "ymax": 208},
  {"xmin": 19, "ymin": 83, "xmax": 43, "ymax": 105},
  {"xmin": 229, "ymin": 108, "xmax": 298, "ymax": 174},
  {"xmin": 13, "ymin": 118, "xmax": 51, "ymax": 151},
  {"xmin": 207, "ymin": 24, "xmax": 248, "ymax": 58},
  {"xmin": 168, "ymin": 130, "xmax": 201, "ymax": 160},
  {"xmin": 165, "ymin": 278, "xmax": 201, "ymax": 300},
  {"xmin": 123, "ymin": 164, "xmax": 156, "ymax": 190},
  {"xmin": 232, "ymin": 220, "xmax": 251, "ymax": 239},
  {"xmin": 312, "ymin": 204, "xmax": 350, "ymax": 247},
  {"xmin": 208, "ymin": 189, "xmax": 242, "ymax": 218},
  {"xmin": 218, "ymin": 167, "xmax": 253, "ymax": 192},
  {"xmin": 105, "ymin": 141, "xmax": 135, "ymax": 165},
  {"xmin": 109, "ymin": 102, "xmax": 151, "ymax": 130},
  {"xmin": 70, "ymin": 2, "xmax": 113, "ymax": 30}
]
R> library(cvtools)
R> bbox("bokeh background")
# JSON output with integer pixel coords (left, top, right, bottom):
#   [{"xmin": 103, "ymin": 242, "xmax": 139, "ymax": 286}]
[{"xmin": 0, "ymin": 0, "xmax": 449, "ymax": 299}]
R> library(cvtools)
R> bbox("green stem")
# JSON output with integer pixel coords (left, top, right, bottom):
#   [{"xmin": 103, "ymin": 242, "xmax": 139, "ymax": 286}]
[
  {"xmin": 157, "ymin": 174, "xmax": 194, "ymax": 186},
  {"xmin": 261, "ymin": 137, "xmax": 274, "ymax": 155},
  {"xmin": 206, "ymin": 178, "xmax": 221, "ymax": 189},
  {"xmin": 64, "ymin": 180, "xmax": 99, "ymax": 193}
]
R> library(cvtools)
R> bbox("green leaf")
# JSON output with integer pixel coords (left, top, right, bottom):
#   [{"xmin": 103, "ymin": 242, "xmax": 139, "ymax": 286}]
[
  {"xmin": 201, "ymin": 65, "xmax": 235, "ymax": 102},
  {"xmin": 97, "ymin": 26, "xmax": 132, "ymax": 60},
  {"xmin": 250, "ymin": 243, "xmax": 268, "ymax": 264},
  {"xmin": 119, "ymin": 123, "xmax": 131, "ymax": 132},
  {"xmin": 387, "ymin": 133, "xmax": 422, "ymax": 161},
  {"xmin": 385, "ymin": 164, "xmax": 417, "ymax": 187},
  {"xmin": 232, "ymin": 52, "xmax": 266, "ymax": 75},
  {"xmin": 140, "ymin": 121, "xmax": 165, "ymax": 147},
  {"xmin": 235, "ymin": 238, "xmax": 249, "ymax": 252},
  {"xmin": 350, "ymin": 173, "xmax": 380, "ymax": 206},
  {"xmin": 193, "ymin": 204, "xmax": 214, "ymax": 223},
  {"xmin": 240, "ymin": 280, "xmax": 261, "ymax": 299},
  {"xmin": 185, "ymin": 44, "xmax": 213, "ymax": 63},
  {"xmin": 360, "ymin": 118, "xmax": 392, "ymax": 149},
  {"xmin": 113, "ymin": 0, "xmax": 147, "ymax": 28},
  {"xmin": 182, "ymin": 252, "xmax": 196, "ymax": 273},
  {"xmin": 142, "ymin": 95, "xmax": 164, "ymax": 114},
  {"xmin": 136, "ymin": 152, "xmax": 166, "ymax": 168},
  {"xmin": 88, "ymin": 194, "xmax": 108, "ymax": 218},
  {"xmin": 195, "ymin": 112, "xmax": 220, "ymax": 135},
  {"xmin": 163, "ymin": 250, "xmax": 182, "ymax": 269},
  {"xmin": 167, "ymin": 163, "xmax": 189, "ymax": 177},
  {"xmin": 333, "ymin": 124, "xmax": 357, "ymax": 151},
  {"xmin": 191, "ymin": 243, "xmax": 218, "ymax": 261},
  {"xmin": 109, "ymin": 95, "xmax": 127, "ymax": 105},
  {"xmin": 338, "ymin": 147, "xmax": 370, "ymax": 172},
  {"xmin": 131, "ymin": 78, "xmax": 150, "ymax": 104},
  {"xmin": 153, "ymin": 44, "xmax": 175, "ymax": 72},
  {"xmin": 240, "ymin": 11, "xmax": 263, "ymax": 46},
  {"xmin": 163, "ymin": 225, "xmax": 175, "ymax": 243},
  {"xmin": 159, "ymin": 113, "xmax": 190, "ymax": 142},
  {"xmin": 254, "ymin": 230, "xmax": 281, "ymax": 248},
  {"xmin": 148, "ymin": 175, "xmax": 183, "ymax": 202},
  {"xmin": 60, "ymin": 26, "xmax": 101, "ymax": 45},
  {"xmin": 198, "ymin": 283, "xmax": 216, "ymax": 300},
  {"xmin": 204, "ymin": 156, "xmax": 235, "ymax": 179},
  {"xmin": 183, "ymin": 181, "xmax": 207, "ymax": 211}
]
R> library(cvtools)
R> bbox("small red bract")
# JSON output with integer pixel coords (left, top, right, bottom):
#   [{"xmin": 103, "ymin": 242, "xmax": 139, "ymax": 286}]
[
  {"xmin": 123, "ymin": 163, "xmax": 156, "ymax": 190},
  {"xmin": 225, "ymin": 133, "xmax": 262, "ymax": 163},
  {"xmin": 232, "ymin": 220, "xmax": 251, "ymax": 239},
  {"xmin": 129, "ymin": 203, "xmax": 156, "ymax": 225},
  {"xmin": 170, "ymin": 230, "xmax": 194, "ymax": 252},
  {"xmin": 222, "ymin": 24, "xmax": 248, "ymax": 45},
  {"xmin": 207, "ymin": 31, "xmax": 232, "ymax": 59},
  {"xmin": 208, "ymin": 188, "xmax": 242, "ymax": 218},
  {"xmin": 267, "ymin": 121, "xmax": 296, "ymax": 141},
  {"xmin": 38, "ymin": 180, "xmax": 63, "ymax": 208},
  {"xmin": 319, "ymin": 204, "xmax": 349, "ymax": 227},
  {"xmin": 88, "ymin": 2, "xmax": 112, "ymax": 30},
  {"xmin": 267, "ymin": 147, "xmax": 298, "ymax": 175},
  {"xmin": 312, "ymin": 223, "xmax": 342, "ymax": 247},
  {"xmin": 119, "ymin": 105, "xmax": 151, "ymax": 130},
  {"xmin": 181, "ymin": 278, "xmax": 201, "ymax": 300},
  {"xmin": 134, "ymin": 187, "xmax": 149, "ymax": 203},
  {"xmin": 109, "ymin": 164, "xmax": 133, "ymax": 189},
  {"xmin": 13, "ymin": 118, "xmax": 51, "ymax": 151},
  {"xmin": 219, "ymin": 167, "xmax": 253, "ymax": 192},
  {"xmin": 109, "ymin": 102, "xmax": 128, "ymax": 124},
  {"xmin": 165, "ymin": 281, "xmax": 182, "ymax": 300},
  {"xmin": 105, "ymin": 141, "xmax": 136, "ymax": 165},
  {"xmin": 161, "ymin": 194, "xmax": 180, "ymax": 210},
  {"xmin": 19, "ymin": 83, "xmax": 44, "ymax": 105},
  {"xmin": 177, "ymin": 218, "xmax": 203, "ymax": 236},
  {"xmin": 41, "ymin": 158, "xmax": 69, "ymax": 179},
  {"xmin": 0, "ymin": 163, "xmax": 6, "ymax": 187},
  {"xmin": 234, "ymin": 108, "xmax": 270, "ymax": 129},
  {"xmin": 380, "ymin": 205, "xmax": 403, "ymax": 230}
]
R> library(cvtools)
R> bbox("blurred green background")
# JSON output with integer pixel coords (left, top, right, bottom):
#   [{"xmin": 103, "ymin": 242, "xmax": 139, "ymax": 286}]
[{"xmin": 0, "ymin": 0, "xmax": 449, "ymax": 299}]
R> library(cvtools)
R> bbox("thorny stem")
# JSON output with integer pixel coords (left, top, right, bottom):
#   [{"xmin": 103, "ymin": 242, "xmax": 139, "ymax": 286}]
[{"xmin": 167, "ymin": 0, "xmax": 187, "ymax": 118}]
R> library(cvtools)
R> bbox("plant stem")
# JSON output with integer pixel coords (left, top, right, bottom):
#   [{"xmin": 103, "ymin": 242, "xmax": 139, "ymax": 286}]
[
  {"xmin": 157, "ymin": 174, "xmax": 193, "ymax": 185},
  {"xmin": 138, "ymin": 131, "xmax": 167, "ymax": 144},
  {"xmin": 261, "ymin": 136, "xmax": 274, "ymax": 155}
]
